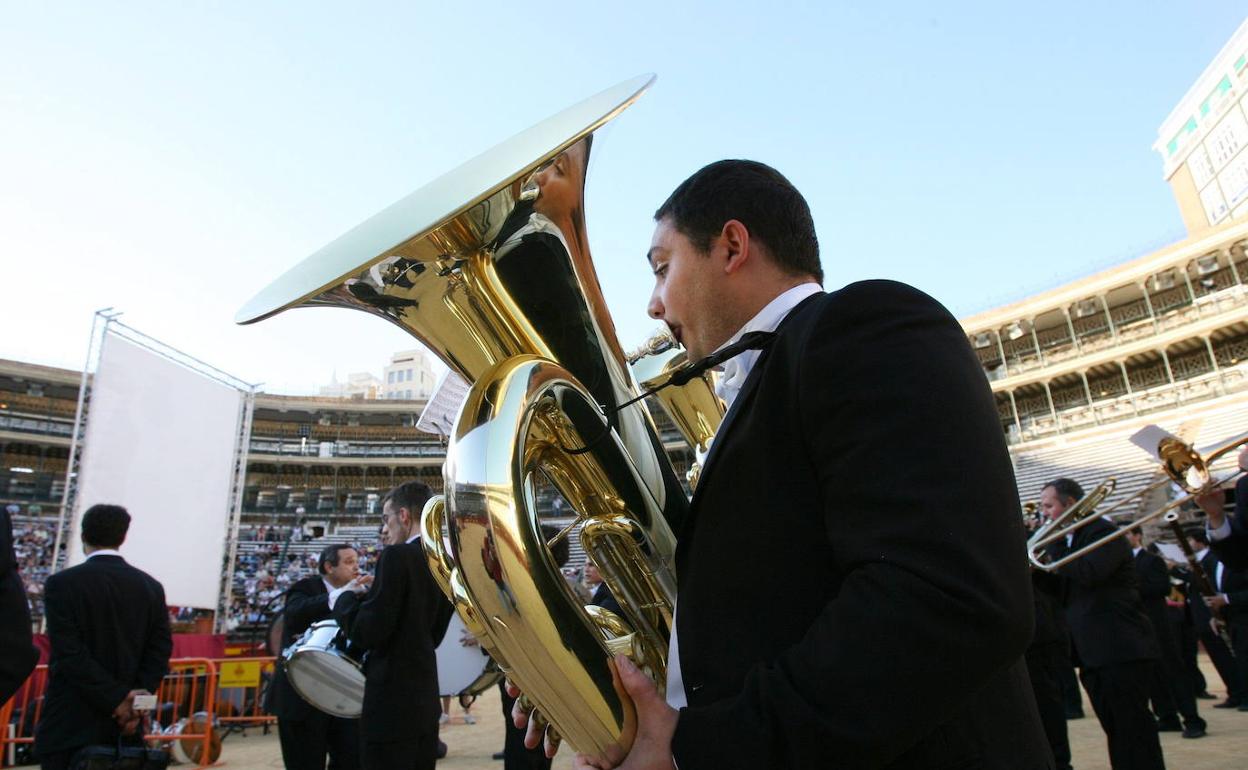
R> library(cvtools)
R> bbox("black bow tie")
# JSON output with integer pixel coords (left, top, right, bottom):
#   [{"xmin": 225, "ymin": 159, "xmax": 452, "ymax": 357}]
[{"xmin": 665, "ymin": 331, "xmax": 777, "ymax": 387}]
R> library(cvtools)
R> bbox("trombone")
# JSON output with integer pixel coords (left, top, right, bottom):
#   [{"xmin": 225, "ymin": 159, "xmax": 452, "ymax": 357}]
[{"xmin": 1027, "ymin": 432, "xmax": 1248, "ymax": 571}]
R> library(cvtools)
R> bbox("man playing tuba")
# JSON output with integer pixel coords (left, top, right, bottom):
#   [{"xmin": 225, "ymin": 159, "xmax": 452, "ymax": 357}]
[{"xmin": 557, "ymin": 160, "xmax": 1051, "ymax": 769}]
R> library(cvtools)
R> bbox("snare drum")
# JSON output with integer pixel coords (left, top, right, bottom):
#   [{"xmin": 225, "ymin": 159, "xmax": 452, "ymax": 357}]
[
  {"xmin": 436, "ymin": 614, "xmax": 502, "ymax": 697},
  {"xmin": 283, "ymin": 619, "xmax": 364, "ymax": 718}
]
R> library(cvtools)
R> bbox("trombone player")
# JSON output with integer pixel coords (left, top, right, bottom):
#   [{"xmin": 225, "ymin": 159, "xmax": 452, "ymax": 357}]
[
  {"xmin": 1037, "ymin": 479, "xmax": 1164, "ymax": 769},
  {"xmin": 1197, "ymin": 445, "xmax": 1248, "ymax": 570}
]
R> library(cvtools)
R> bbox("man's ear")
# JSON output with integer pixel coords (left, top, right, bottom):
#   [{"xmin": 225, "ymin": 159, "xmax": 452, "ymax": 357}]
[{"xmin": 720, "ymin": 220, "xmax": 751, "ymax": 275}]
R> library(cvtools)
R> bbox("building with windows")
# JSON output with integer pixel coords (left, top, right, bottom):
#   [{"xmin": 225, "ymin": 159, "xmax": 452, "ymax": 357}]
[
  {"xmin": 382, "ymin": 348, "xmax": 437, "ymax": 401},
  {"xmin": 1156, "ymin": 17, "xmax": 1248, "ymax": 234}
]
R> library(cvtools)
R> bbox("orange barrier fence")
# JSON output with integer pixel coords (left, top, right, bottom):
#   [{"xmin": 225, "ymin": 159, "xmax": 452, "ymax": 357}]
[
  {"xmin": 211, "ymin": 657, "xmax": 278, "ymax": 727},
  {"xmin": 1, "ymin": 658, "xmax": 226, "ymax": 768}
]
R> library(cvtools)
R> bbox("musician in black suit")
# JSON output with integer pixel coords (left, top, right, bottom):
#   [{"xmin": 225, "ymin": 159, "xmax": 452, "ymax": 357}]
[
  {"xmin": 1039, "ymin": 479, "xmax": 1163, "ymax": 770},
  {"xmin": 1197, "ymin": 447, "xmax": 1248, "ymax": 570},
  {"xmin": 582, "ymin": 562, "xmax": 623, "ymax": 619},
  {"xmin": 566, "ymin": 160, "xmax": 1049, "ymax": 770},
  {"xmin": 1125, "ymin": 530, "xmax": 1205, "ymax": 737},
  {"xmin": 0, "ymin": 505, "xmax": 38, "ymax": 704},
  {"xmin": 334, "ymin": 482, "xmax": 453, "ymax": 770},
  {"xmin": 1182, "ymin": 529, "xmax": 1243, "ymax": 708},
  {"xmin": 269, "ymin": 544, "xmax": 371, "ymax": 770},
  {"xmin": 35, "ymin": 504, "xmax": 172, "ymax": 770},
  {"xmin": 1196, "ymin": 531, "xmax": 1248, "ymax": 711}
]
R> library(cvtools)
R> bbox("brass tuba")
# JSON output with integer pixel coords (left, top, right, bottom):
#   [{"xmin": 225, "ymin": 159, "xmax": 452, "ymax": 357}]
[{"xmin": 237, "ymin": 75, "xmax": 688, "ymax": 761}]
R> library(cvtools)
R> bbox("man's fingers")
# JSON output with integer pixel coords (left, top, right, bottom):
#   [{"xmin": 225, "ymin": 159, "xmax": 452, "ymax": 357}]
[
  {"xmin": 510, "ymin": 693, "xmax": 529, "ymax": 730},
  {"xmin": 614, "ymin": 654, "xmax": 658, "ymax": 702}
]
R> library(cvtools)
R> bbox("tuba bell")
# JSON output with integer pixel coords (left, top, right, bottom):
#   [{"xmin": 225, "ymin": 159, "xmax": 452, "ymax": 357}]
[{"xmin": 237, "ymin": 75, "xmax": 687, "ymax": 761}]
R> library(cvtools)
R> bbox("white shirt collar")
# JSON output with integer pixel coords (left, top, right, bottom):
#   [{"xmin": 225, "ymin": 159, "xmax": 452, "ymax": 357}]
[
  {"xmin": 322, "ymin": 577, "xmax": 337, "ymax": 594},
  {"xmin": 1195, "ymin": 547, "xmax": 1209, "ymax": 562},
  {"xmin": 86, "ymin": 548, "xmax": 122, "ymax": 559},
  {"xmin": 713, "ymin": 282, "xmax": 822, "ymax": 407},
  {"xmin": 405, "ymin": 532, "xmax": 420, "ymax": 545},
  {"xmin": 1132, "ymin": 546, "xmax": 1142, "ymax": 557}
]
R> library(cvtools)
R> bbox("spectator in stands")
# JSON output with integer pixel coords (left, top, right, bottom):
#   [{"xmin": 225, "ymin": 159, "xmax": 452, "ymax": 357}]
[
  {"xmin": 1, "ymin": 503, "xmax": 38, "ymax": 704},
  {"xmin": 267, "ymin": 543, "xmax": 371, "ymax": 770},
  {"xmin": 1181, "ymin": 529, "xmax": 1243, "ymax": 708},
  {"xmin": 1125, "ymin": 529, "xmax": 1206, "ymax": 738},
  {"xmin": 334, "ymin": 481, "xmax": 453, "ymax": 770},
  {"xmin": 1039, "ymin": 478, "xmax": 1164, "ymax": 769},
  {"xmin": 35, "ymin": 504, "xmax": 172, "ymax": 770}
]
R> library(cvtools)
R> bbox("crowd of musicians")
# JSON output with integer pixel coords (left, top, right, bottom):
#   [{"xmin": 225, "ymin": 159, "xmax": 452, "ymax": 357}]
[{"xmin": 1024, "ymin": 459, "xmax": 1248, "ymax": 770}]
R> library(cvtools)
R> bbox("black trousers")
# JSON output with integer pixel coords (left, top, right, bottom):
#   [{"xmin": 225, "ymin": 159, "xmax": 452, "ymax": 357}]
[
  {"xmin": 498, "ymin": 681, "xmax": 551, "ymax": 770},
  {"xmin": 362, "ymin": 732, "xmax": 439, "ymax": 770},
  {"xmin": 277, "ymin": 709, "xmax": 361, "ymax": 770},
  {"xmin": 1174, "ymin": 612, "xmax": 1209, "ymax": 697},
  {"xmin": 1147, "ymin": 614, "xmax": 1203, "ymax": 726},
  {"xmin": 1080, "ymin": 660, "xmax": 1166, "ymax": 770},
  {"xmin": 1025, "ymin": 647, "xmax": 1072, "ymax": 770},
  {"xmin": 38, "ymin": 749, "xmax": 76, "ymax": 770},
  {"xmin": 1196, "ymin": 622, "xmax": 1242, "ymax": 699}
]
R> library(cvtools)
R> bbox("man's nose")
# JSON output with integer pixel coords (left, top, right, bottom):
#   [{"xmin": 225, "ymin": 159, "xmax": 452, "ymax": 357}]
[{"xmin": 647, "ymin": 292, "xmax": 664, "ymax": 320}]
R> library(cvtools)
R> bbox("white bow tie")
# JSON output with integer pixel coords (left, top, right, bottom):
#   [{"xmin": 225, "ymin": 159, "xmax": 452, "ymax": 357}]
[{"xmin": 714, "ymin": 356, "xmax": 750, "ymax": 407}]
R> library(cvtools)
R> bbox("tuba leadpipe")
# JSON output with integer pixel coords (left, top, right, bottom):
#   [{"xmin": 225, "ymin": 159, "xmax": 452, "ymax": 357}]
[{"xmin": 238, "ymin": 75, "xmax": 684, "ymax": 762}]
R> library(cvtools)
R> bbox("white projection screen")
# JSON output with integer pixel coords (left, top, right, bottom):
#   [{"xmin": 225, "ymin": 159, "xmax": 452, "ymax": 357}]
[{"xmin": 66, "ymin": 332, "xmax": 245, "ymax": 609}]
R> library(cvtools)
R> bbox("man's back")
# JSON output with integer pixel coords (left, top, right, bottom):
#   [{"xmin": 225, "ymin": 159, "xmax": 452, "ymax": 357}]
[
  {"xmin": 336, "ymin": 540, "xmax": 452, "ymax": 739},
  {"xmin": 37, "ymin": 555, "xmax": 172, "ymax": 756}
]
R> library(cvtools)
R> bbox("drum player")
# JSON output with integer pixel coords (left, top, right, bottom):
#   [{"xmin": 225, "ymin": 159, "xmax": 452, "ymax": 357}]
[{"xmin": 267, "ymin": 543, "xmax": 371, "ymax": 770}]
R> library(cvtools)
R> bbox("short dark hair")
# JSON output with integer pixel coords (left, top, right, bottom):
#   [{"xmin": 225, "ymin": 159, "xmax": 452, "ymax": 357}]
[
  {"xmin": 654, "ymin": 160, "xmax": 822, "ymax": 283},
  {"xmin": 318, "ymin": 544, "xmax": 354, "ymax": 576},
  {"xmin": 1187, "ymin": 529, "xmax": 1211, "ymax": 547},
  {"xmin": 81, "ymin": 504, "xmax": 130, "ymax": 549},
  {"xmin": 384, "ymin": 481, "xmax": 434, "ymax": 520},
  {"xmin": 1043, "ymin": 478, "xmax": 1085, "ymax": 505}
]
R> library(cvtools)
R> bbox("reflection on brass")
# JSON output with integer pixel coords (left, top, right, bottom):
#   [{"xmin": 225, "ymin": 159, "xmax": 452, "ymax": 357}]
[
  {"xmin": 236, "ymin": 77, "xmax": 683, "ymax": 762},
  {"xmin": 1028, "ymin": 431, "xmax": 1248, "ymax": 571},
  {"xmin": 629, "ymin": 328, "xmax": 725, "ymax": 490}
]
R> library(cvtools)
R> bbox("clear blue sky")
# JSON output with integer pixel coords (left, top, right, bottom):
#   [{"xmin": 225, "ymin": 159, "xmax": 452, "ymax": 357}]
[{"xmin": 2, "ymin": 2, "xmax": 1245, "ymax": 392}]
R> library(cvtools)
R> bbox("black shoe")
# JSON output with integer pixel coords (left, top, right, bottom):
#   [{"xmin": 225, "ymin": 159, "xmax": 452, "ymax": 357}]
[
  {"xmin": 436, "ymin": 740, "xmax": 447, "ymax": 760},
  {"xmin": 1213, "ymin": 698, "xmax": 1242, "ymax": 708},
  {"xmin": 1156, "ymin": 718, "xmax": 1183, "ymax": 732},
  {"xmin": 1065, "ymin": 709, "xmax": 1085, "ymax": 720},
  {"xmin": 1182, "ymin": 722, "xmax": 1208, "ymax": 739},
  {"xmin": 492, "ymin": 751, "xmax": 505, "ymax": 760},
  {"xmin": 1196, "ymin": 691, "xmax": 1218, "ymax": 700}
]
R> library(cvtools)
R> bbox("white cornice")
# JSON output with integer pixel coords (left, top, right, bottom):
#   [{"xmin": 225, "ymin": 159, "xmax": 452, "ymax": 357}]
[{"xmin": 960, "ymin": 218, "xmax": 1248, "ymax": 333}]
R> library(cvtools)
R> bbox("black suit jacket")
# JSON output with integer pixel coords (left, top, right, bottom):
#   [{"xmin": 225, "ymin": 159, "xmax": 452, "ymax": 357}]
[
  {"xmin": 267, "ymin": 575, "xmax": 332, "ymax": 720},
  {"xmin": 1046, "ymin": 519, "xmax": 1159, "ymax": 669},
  {"xmin": 669, "ymin": 282, "xmax": 1049, "ymax": 770},
  {"xmin": 1132, "ymin": 548, "xmax": 1172, "ymax": 635},
  {"xmin": 35, "ymin": 555, "xmax": 172, "ymax": 755},
  {"xmin": 0, "ymin": 509, "xmax": 38, "ymax": 704},
  {"xmin": 589, "ymin": 581, "xmax": 623, "ymax": 618},
  {"xmin": 1211, "ymin": 475, "xmax": 1248, "ymax": 570},
  {"xmin": 334, "ymin": 539, "xmax": 452, "ymax": 741}
]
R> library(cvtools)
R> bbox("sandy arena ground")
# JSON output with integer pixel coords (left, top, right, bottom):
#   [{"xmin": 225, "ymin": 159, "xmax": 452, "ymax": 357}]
[{"xmin": 211, "ymin": 658, "xmax": 1247, "ymax": 770}]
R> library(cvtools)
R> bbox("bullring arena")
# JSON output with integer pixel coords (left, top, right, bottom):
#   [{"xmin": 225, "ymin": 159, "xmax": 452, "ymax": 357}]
[
  {"xmin": 9, "ymin": 12, "xmax": 1248, "ymax": 770},
  {"xmin": 6, "ymin": 215, "xmax": 1248, "ymax": 767}
]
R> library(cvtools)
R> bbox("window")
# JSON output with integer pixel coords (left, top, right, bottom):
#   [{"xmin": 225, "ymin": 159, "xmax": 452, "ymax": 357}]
[{"xmin": 387, "ymin": 371, "xmax": 394, "ymax": 383}]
